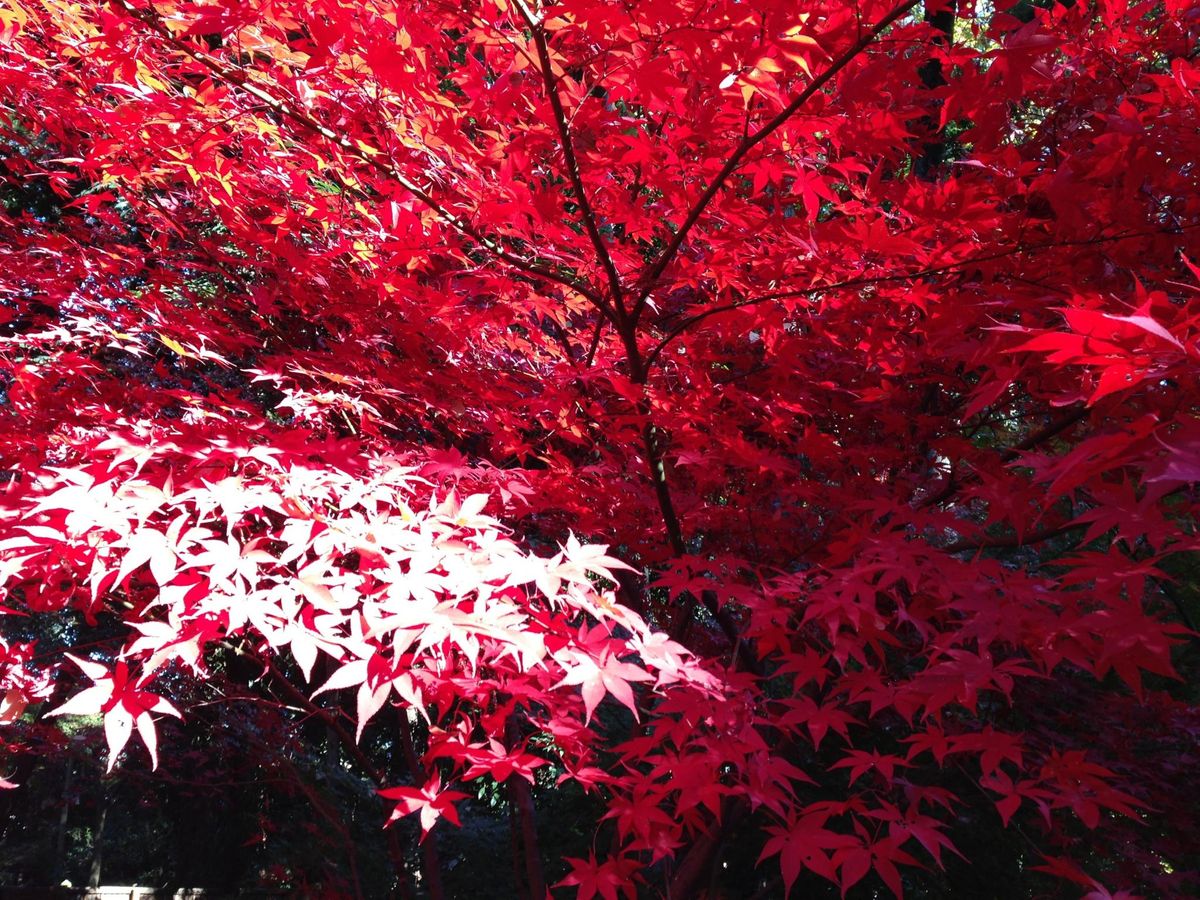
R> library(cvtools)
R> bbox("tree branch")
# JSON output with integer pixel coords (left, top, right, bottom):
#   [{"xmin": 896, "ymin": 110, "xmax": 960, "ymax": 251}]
[
  {"xmin": 643, "ymin": 225, "xmax": 1200, "ymax": 370},
  {"xmin": 941, "ymin": 521, "xmax": 1080, "ymax": 554},
  {"xmin": 514, "ymin": 0, "xmax": 627, "ymax": 316},
  {"xmin": 505, "ymin": 712, "xmax": 546, "ymax": 900},
  {"xmin": 255, "ymin": 654, "xmax": 419, "ymax": 896},
  {"xmin": 110, "ymin": 0, "xmax": 618, "ymax": 321},
  {"xmin": 584, "ymin": 316, "xmax": 606, "ymax": 367},
  {"xmin": 630, "ymin": 0, "xmax": 920, "ymax": 322},
  {"xmin": 397, "ymin": 713, "xmax": 448, "ymax": 900},
  {"xmin": 919, "ymin": 404, "xmax": 1089, "ymax": 510}
]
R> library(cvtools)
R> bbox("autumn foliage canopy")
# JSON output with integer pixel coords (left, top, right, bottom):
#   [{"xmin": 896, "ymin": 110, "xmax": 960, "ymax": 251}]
[{"xmin": 0, "ymin": 0, "xmax": 1198, "ymax": 895}]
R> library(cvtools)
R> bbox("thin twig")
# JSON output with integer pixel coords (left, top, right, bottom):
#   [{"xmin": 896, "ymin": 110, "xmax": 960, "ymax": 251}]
[
  {"xmin": 514, "ymin": 0, "xmax": 627, "ymax": 315},
  {"xmin": 630, "ymin": 0, "xmax": 921, "ymax": 322},
  {"xmin": 110, "ymin": 0, "xmax": 615, "ymax": 321},
  {"xmin": 644, "ymin": 225, "xmax": 1200, "ymax": 370}
]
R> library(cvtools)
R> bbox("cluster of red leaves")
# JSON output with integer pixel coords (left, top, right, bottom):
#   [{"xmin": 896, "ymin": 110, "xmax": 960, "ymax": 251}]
[{"xmin": 0, "ymin": 0, "xmax": 1198, "ymax": 896}]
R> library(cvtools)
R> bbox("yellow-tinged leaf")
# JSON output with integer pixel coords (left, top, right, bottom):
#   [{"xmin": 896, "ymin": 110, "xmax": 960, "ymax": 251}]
[
  {"xmin": 781, "ymin": 50, "xmax": 814, "ymax": 77},
  {"xmin": 0, "ymin": 0, "xmax": 27, "ymax": 46},
  {"xmin": 136, "ymin": 61, "xmax": 169, "ymax": 93},
  {"xmin": 159, "ymin": 334, "xmax": 190, "ymax": 358}
]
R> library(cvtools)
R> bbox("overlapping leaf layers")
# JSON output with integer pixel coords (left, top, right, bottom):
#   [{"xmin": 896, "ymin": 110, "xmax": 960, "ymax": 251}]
[{"xmin": 0, "ymin": 0, "xmax": 1198, "ymax": 896}]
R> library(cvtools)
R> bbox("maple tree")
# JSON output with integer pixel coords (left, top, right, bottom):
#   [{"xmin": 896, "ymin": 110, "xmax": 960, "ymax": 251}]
[{"xmin": 0, "ymin": 0, "xmax": 1198, "ymax": 895}]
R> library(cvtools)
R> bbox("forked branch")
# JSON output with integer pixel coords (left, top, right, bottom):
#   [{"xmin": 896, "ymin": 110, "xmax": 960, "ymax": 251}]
[{"xmin": 630, "ymin": 0, "xmax": 921, "ymax": 322}]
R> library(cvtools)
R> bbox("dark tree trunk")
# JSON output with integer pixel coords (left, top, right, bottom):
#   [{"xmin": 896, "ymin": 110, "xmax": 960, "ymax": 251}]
[
  {"xmin": 915, "ymin": 0, "xmax": 957, "ymax": 179},
  {"xmin": 87, "ymin": 793, "xmax": 109, "ymax": 888}
]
